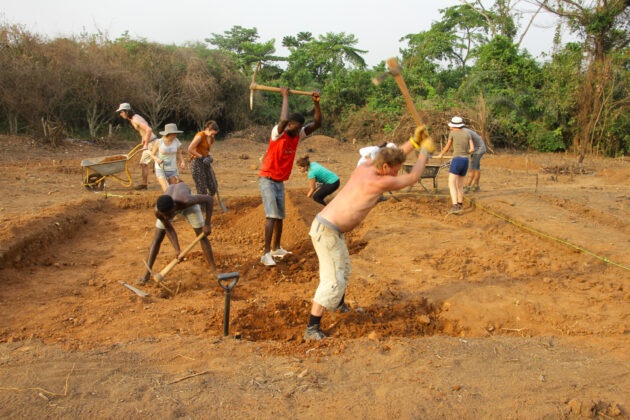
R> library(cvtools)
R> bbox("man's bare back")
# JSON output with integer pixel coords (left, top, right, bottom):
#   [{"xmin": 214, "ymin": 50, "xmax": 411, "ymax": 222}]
[{"xmin": 320, "ymin": 156, "xmax": 426, "ymax": 232}]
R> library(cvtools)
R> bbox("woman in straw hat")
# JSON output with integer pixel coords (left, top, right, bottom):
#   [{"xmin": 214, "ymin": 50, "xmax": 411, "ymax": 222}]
[
  {"xmin": 437, "ymin": 116, "xmax": 474, "ymax": 214},
  {"xmin": 151, "ymin": 123, "xmax": 186, "ymax": 191}
]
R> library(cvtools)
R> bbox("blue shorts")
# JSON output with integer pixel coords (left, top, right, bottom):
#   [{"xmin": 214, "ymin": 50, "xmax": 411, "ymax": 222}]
[
  {"xmin": 156, "ymin": 167, "xmax": 178, "ymax": 180},
  {"xmin": 449, "ymin": 157, "xmax": 469, "ymax": 176},
  {"xmin": 471, "ymin": 152, "xmax": 485, "ymax": 170},
  {"xmin": 259, "ymin": 177, "xmax": 285, "ymax": 219}
]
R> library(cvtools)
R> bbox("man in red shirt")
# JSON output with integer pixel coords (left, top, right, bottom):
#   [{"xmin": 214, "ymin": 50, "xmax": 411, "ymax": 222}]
[{"xmin": 259, "ymin": 87, "xmax": 321, "ymax": 266}]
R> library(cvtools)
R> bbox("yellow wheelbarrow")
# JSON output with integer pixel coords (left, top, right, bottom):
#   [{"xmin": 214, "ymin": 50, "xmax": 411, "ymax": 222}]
[{"xmin": 81, "ymin": 143, "xmax": 143, "ymax": 190}]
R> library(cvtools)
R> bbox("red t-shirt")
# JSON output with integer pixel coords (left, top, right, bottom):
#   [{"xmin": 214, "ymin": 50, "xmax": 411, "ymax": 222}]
[{"xmin": 259, "ymin": 126, "xmax": 305, "ymax": 181}]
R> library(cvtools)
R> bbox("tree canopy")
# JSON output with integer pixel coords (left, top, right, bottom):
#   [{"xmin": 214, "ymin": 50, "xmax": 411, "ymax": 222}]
[{"xmin": 0, "ymin": 2, "xmax": 628, "ymax": 157}]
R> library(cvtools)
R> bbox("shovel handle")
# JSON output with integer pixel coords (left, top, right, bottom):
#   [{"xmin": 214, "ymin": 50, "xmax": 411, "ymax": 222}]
[{"xmin": 218, "ymin": 272, "xmax": 239, "ymax": 291}]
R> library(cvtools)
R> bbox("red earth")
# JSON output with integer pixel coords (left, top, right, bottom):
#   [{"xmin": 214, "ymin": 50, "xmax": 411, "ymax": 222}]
[{"xmin": 0, "ymin": 133, "xmax": 629, "ymax": 418}]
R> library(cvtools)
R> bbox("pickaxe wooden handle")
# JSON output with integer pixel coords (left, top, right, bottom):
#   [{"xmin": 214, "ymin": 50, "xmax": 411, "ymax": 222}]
[
  {"xmin": 154, "ymin": 232, "xmax": 206, "ymax": 283},
  {"xmin": 250, "ymin": 83, "xmax": 315, "ymax": 96},
  {"xmin": 386, "ymin": 57, "xmax": 424, "ymax": 127},
  {"xmin": 249, "ymin": 61, "xmax": 317, "ymax": 109}
]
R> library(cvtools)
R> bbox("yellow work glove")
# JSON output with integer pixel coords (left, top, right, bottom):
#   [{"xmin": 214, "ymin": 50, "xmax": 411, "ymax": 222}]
[{"xmin": 409, "ymin": 125, "xmax": 436, "ymax": 156}]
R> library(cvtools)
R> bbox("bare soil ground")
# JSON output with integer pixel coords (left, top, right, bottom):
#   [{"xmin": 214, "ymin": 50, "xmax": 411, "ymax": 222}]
[{"xmin": 0, "ymin": 133, "xmax": 629, "ymax": 418}]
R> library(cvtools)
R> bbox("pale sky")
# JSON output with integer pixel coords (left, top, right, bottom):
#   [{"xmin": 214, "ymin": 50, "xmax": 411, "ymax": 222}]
[{"xmin": 1, "ymin": 0, "xmax": 567, "ymax": 67}]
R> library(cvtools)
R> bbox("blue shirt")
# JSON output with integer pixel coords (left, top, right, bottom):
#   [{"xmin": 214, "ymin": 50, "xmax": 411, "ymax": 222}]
[{"xmin": 308, "ymin": 162, "xmax": 339, "ymax": 184}]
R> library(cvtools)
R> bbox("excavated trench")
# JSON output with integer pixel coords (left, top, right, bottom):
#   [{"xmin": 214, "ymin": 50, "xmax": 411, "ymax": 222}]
[{"xmin": 0, "ymin": 191, "xmax": 461, "ymax": 347}]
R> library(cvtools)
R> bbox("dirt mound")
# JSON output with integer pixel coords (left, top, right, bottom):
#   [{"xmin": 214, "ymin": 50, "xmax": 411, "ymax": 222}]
[
  {"xmin": 597, "ymin": 167, "xmax": 630, "ymax": 184},
  {"xmin": 225, "ymin": 125, "xmax": 272, "ymax": 143},
  {"xmin": 300, "ymin": 134, "xmax": 342, "ymax": 150},
  {"xmin": 483, "ymin": 154, "xmax": 542, "ymax": 171},
  {"xmin": 0, "ymin": 198, "xmax": 103, "ymax": 269},
  {"xmin": 212, "ymin": 189, "xmax": 321, "ymax": 253}
]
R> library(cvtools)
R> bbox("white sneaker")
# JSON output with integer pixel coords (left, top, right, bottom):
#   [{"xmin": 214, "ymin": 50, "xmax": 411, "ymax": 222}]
[
  {"xmin": 271, "ymin": 247, "xmax": 292, "ymax": 259},
  {"xmin": 261, "ymin": 252, "xmax": 276, "ymax": 266}
]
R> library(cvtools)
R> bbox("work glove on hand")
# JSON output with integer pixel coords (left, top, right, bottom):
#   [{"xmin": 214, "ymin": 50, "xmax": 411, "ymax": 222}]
[
  {"xmin": 202, "ymin": 155, "xmax": 214, "ymax": 165},
  {"xmin": 411, "ymin": 125, "xmax": 436, "ymax": 156}
]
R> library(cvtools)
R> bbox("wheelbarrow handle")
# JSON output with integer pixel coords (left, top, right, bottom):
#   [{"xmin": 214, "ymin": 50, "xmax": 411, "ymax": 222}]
[{"xmin": 218, "ymin": 272, "xmax": 239, "ymax": 290}]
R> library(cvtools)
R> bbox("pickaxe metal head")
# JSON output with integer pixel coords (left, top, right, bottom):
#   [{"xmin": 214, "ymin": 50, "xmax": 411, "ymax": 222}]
[
  {"xmin": 371, "ymin": 72, "xmax": 391, "ymax": 86},
  {"xmin": 371, "ymin": 61, "xmax": 402, "ymax": 86},
  {"xmin": 143, "ymin": 259, "xmax": 164, "ymax": 283}
]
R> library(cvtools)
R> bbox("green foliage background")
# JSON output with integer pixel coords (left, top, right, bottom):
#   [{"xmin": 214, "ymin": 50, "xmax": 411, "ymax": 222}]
[{"xmin": 0, "ymin": 1, "xmax": 628, "ymax": 156}]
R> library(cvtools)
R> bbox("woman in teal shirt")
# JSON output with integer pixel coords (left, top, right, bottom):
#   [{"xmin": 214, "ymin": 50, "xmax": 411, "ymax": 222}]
[{"xmin": 296, "ymin": 155, "xmax": 340, "ymax": 205}]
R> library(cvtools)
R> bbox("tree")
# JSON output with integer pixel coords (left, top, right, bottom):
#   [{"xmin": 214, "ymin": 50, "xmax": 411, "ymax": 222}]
[
  {"xmin": 460, "ymin": 0, "xmax": 519, "ymax": 39},
  {"xmin": 282, "ymin": 32, "xmax": 367, "ymax": 87},
  {"xmin": 206, "ymin": 26, "xmax": 282, "ymax": 73},
  {"xmin": 532, "ymin": 0, "xmax": 630, "ymax": 160},
  {"xmin": 460, "ymin": 36, "xmax": 545, "ymax": 148},
  {"xmin": 401, "ymin": 5, "xmax": 492, "ymax": 70}
]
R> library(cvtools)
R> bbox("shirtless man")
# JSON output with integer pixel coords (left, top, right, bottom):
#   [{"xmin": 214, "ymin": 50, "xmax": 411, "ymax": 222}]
[
  {"xmin": 304, "ymin": 127, "xmax": 435, "ymax": 340},
  {"xmin": 116, "ymin": 103, "xmax": 157, "ymax": 190},
  {"xmin": 138, "ymin": 180, "xmax": 216, "ymax": 285}
]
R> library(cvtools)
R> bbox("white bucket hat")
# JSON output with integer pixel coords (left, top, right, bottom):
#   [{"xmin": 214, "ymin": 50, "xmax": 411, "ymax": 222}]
[
  {"xmin": 116, "ymin": 103, "xmax": 131, "ymax": 112},
  {"xmin": 448, "ymin": 116, "xmax": 465, "ymax": 128},
  {"xmin": 159, "ymin": 123, "xmax": 183, "ymax": 136}
]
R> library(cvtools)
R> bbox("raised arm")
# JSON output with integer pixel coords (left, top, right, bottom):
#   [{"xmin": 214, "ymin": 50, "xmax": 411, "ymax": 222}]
[
  {"xmin": 276, "ymin": 87, "xmax": 290, "ymax": 134},
  {"xmin": 303, "ymin": 92, "xmax": 321, "ymax": 136}
]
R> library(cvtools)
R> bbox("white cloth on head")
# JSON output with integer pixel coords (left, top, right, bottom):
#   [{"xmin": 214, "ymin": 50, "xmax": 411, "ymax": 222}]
[{"xmin": 357, "ymin": 143, "xmax": 397, "ymax": 166}]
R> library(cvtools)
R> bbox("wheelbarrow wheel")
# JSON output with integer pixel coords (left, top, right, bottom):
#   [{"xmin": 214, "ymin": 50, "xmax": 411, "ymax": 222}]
[{"xmin": 84, "ymin": 174, "xmax": 105, "ymax": 191}]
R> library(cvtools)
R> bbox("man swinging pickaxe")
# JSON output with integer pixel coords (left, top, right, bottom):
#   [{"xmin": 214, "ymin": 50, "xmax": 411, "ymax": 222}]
[{"xmin": 249, "ymin": 61, "xmax": 318, "ymax": 110}]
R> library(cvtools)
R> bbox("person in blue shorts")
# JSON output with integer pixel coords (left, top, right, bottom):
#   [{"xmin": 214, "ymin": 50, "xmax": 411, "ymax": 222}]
[
  {"xmin": 296, "ymin": 155, "xmax": 340, "ymax": 205},
  {"xmin": 437, "ymin": 116, "xmax": 474, "ymax": 214}
]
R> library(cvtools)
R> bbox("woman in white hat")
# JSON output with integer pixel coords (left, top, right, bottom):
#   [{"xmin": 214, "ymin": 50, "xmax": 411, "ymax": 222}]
[
  {"xmin": 437, "ymin": 116, "xmax": 474, "ymax": 214},
  {"xmin": 151, "ymin": 123, "xmax": 186, "ymax": 191}
]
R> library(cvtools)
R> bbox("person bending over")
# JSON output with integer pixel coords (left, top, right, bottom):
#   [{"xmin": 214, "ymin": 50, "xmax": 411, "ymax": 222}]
[
  {"xmin": 296, "ymin": 155, "xmax": 340, "ymax": 206},
  {"xmin": 138, "ymin": 181, "xmax": 215, "ymax": 285}
]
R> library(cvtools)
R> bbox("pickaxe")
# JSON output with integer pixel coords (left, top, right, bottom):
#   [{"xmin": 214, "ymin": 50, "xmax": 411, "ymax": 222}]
[
  {"xmin": 372, "ymin": 58, "xmax": 425, "ymax": 127},
  {"xmin": 143, "ymin": 232, "xmax": 207, "ymax": 294},
  {"xmin": 249, "ymin": 61, "xmax": 318, "ymax": 110}
]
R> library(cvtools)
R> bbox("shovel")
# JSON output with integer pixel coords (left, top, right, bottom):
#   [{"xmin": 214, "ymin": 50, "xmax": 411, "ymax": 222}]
[
  {"xmin": 217, "ymin": 272, "xmax": 239, "ymax": 336},
  {"xmin": 207, "ymin": 161, "xmax": 228, "ymax": 213}
]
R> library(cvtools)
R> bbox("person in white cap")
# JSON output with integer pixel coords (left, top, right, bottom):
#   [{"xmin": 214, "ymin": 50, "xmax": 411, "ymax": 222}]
[
  {"xmin": 116, "ymin": 103, "xmax": 157, "ymax": 190},
  {"xmin": 437, "ymin": 116, "xmax": 474, "ymax": 214},
  {"xmin": 151, "ymin": 123, "xmax": 186, "ymax": 191}
]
